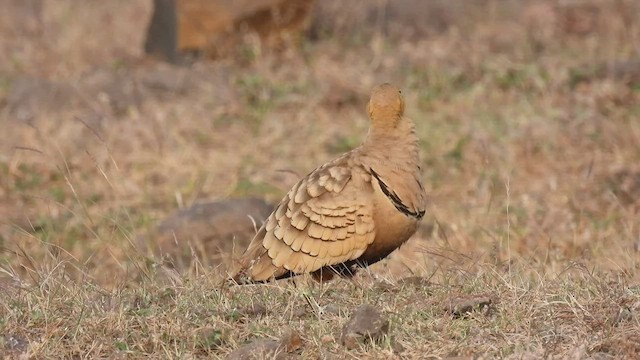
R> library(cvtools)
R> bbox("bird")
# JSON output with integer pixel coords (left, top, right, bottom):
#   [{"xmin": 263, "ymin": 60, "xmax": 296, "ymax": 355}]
[{"xmin": 229, "ymin": 83, "xmax": 427, "ymax": 283}]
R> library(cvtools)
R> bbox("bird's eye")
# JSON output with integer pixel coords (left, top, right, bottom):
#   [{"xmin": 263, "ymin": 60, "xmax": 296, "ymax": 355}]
[{"xmin": 398, "ymin": 90, "xmax": 402, "ymax": 94}]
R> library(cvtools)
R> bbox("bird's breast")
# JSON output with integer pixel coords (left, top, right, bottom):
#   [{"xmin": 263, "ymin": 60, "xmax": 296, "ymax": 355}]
[{"xmin": 358, "ymin": 189, "xmax": 419, "ymax": 264}]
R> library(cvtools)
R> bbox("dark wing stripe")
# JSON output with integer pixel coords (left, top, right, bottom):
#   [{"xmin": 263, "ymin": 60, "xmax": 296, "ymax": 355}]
[{"xmin": 370, "ymin": 168, "xmax": 425, "ymax": 220}]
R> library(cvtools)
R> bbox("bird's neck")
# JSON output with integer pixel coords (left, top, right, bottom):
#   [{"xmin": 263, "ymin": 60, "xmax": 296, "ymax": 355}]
[{"xmin": 361, "ymin": 117, "xmax": 420, "ymax": 165}]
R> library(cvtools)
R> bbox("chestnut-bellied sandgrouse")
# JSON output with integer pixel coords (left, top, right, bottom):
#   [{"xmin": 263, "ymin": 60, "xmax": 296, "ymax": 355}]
[{"xmin": 230, "ymin": 83, "xmax": 427, "ymax": 282}]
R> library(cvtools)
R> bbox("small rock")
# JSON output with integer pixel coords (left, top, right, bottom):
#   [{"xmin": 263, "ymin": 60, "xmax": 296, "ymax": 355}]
[
  {"xmin": 91, "ymin": 293, "xmax": 120, "ymax": 312},
  {"xmin": 138, "ymin": 66, "xmax": 190, "ymax": 94},
  {"xmin": 226, "ymin": 330, "xmax": 302, "ymax": 360},
  {"xmin": 586, "ymin": 352, "xmax": 615, "ymax": 360},
  {"xmin": 320, "ymin": 303, "xmax": 340, "ymax": 316},
  {"xmin": 444, "ymin": 295, "xmax": 493, "ymax": 317},
  {"xmin": 292, "ymin": 306, "xmax": 308, "ymax": 318},
  {"xmin": 341, "ymin": 304, "xmax": 389, "ymax": 350},
  {"xmin": 82, "ymin": 69, "xmax": 142, "ymax": 116},
  {"xmin": 278, "ymin": 330, "xmax": 303, "ymax": 353},
  {"xmin": 0, "ymin": 276, "xmax": 22, "ymax": 299},
  {"xmin": 194, "ymin": 328, "xmax": 226, "ymax": 352},
  {"xmin": 226, "ymin": 339, "xmax": 282, "ymax": 360},
  {"xmin": 397, "ymin": 276, "xmax": 431, "ymax": 288},
  {"xmin": 391, "ymin": 340, "xmax": 405, "ymax": 354},
  {"xmin": 608, "ymin": 307, "xmax": 633, "ymax": 326},
  {"xmin": 3, "ymin": 334, "xmax": 29, "ymax": 352},
  {"xmin": 320, "ymin": 335, "xmax": 334, "ymax": 344},
  {"xmin": 373, "ymin": 280, "xmax": 396, "ymax": 292},
  {"xmin": 227, "ymin": 303, "xmax": 267, "ymax": 322}
]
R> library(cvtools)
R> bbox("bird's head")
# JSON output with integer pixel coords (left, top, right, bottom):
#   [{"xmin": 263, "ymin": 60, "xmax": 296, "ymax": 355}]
[{"xmin": 367, "ymin": 83, "xmax": 405, "ymax": 125}]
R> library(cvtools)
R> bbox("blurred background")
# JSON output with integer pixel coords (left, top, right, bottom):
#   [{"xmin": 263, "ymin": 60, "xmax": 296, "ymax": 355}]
[{"xmin": 0, "ymin": 0, "xmax": 639, "ymax": 286}]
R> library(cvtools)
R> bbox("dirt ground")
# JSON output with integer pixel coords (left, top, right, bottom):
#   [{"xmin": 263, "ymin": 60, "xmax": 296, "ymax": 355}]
[{"xmin": 1, "ymin": 0, "xmax": 639, "ymax": 358}]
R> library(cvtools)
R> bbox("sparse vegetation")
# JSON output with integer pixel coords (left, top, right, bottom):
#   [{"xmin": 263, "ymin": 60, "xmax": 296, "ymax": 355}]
[{"xmin": 1, "ymin": 0, "xmax": 639, "ymax": 358}]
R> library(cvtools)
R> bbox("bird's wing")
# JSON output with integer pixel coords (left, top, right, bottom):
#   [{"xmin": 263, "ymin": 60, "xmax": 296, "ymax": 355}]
[
  {"xmin": 236, "ymin": 157, "xmax": 376, "ymax": 282},
  {"xmin": 369, "ymin": 166, "xmax": 427, "ymax": 220}
]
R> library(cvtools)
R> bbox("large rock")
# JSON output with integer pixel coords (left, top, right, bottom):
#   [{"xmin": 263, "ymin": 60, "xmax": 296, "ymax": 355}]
[
  {"xmin": 5, "ymin": 77, "xmax": 78, "ymax": 123},
  {"xmin": 142, "ymin": 198, "xmax": 273, "ymax": 269}
]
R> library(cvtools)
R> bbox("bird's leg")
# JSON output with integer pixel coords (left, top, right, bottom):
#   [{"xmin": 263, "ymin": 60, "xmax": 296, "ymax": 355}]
[
  {"xmin": 337, "ymin": 265, "xmax": 358, "ymax": 278},
  {"xmin": 311, "ymin": 267, "xmax": 335, "ymax": 283},
  {"xmin": 333, "ymin": 264, "xmax": 369, "ymax": 290}
]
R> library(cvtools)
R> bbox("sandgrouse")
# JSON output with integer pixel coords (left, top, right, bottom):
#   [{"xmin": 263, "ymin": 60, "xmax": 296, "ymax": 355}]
[{"xmin": 230, "ymin": 83, "xmax": 427, "ymax": 282}]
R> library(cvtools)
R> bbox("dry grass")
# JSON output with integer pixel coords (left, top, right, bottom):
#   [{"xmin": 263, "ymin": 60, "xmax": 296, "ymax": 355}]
[{"xmin": 1, "ymin": 0, "xmax": 639, "ymax": 358}]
